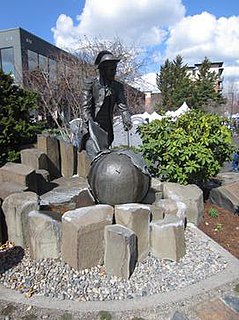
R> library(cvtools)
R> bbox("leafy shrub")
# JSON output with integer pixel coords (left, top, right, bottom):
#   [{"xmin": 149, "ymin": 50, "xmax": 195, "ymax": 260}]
[
  {"xmin": 138, "ymin": 109, "xmax": 233, "ymax": 185},
  {"xmin": 0, "ymin": 70, "xmax": 45, "ymax": 165}
]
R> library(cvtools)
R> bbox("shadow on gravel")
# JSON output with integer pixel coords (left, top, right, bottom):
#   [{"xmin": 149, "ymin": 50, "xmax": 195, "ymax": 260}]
[{"xmin": 0, "ymin": 246, "xmax": 24, "ymax": 273}]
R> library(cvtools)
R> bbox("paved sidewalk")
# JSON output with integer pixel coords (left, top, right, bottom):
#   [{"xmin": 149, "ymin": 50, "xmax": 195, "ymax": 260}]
[{"xmin": 0, "ymin": 225, "xmax": 239, "ymax": 319}]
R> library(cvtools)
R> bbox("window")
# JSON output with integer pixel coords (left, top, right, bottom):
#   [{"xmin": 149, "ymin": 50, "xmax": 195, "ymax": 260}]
[
  {"xmin": 49, "ymin": 58, "xmax": 57, "ymax": 82},
  {"xmin": 0, "ymin": 47, "xmax": 14, "ymax": 75},
  {"xmin": 39, "ymin": 54, "xmax": 48, "ymax": 73},
  {"xmin": 28, "ymin": 50, "xmax": 38, "ymax": 70}
]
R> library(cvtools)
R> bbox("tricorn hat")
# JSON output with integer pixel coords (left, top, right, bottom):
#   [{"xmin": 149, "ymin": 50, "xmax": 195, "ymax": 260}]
[{"xmin": 95, "ymin": 50, "xmax": 120, "ymax": 68}]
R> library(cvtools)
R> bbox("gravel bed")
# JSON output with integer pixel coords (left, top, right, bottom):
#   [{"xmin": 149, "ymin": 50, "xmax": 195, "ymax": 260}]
[{"xmin": 0, "ymin": 227, "xmax": 228, "ymax": 302}]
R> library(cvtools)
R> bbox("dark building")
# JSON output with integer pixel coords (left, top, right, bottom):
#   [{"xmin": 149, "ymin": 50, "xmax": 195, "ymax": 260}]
[
  {"xmin": 0, "ymin": 27, "xmax": 70, "ymax": 85},
  {"xmin": 0, "ymin": 27, "xmax": 151, "ymax": 115}
]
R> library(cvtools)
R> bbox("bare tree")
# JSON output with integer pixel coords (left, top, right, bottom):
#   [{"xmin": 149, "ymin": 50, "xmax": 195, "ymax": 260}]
[{"xmin": 24, "ymin": 37, "xmax": 146, "ymax": 141}]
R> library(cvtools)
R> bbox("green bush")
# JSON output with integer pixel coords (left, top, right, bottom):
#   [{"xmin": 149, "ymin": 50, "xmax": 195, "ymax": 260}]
[
  {"xmin": 0, "ymin": 70, "xmax": 45, "ymax": 166},
  {"xmin": 138, "ymin": 109, "xmax": 233, "ymax": 185}
]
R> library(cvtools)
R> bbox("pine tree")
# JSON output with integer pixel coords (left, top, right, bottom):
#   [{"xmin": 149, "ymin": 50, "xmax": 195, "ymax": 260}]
[
  {"xmin": 156, "ymin": 56, "xmax": 225, "ymax": 111},
  {"xmin": 156, "ymin": 55, "xmax": 193, "ymax": 111},
  {"xmin": 0, "ymin": 70, "xmax": 42, "ymax": 165}
]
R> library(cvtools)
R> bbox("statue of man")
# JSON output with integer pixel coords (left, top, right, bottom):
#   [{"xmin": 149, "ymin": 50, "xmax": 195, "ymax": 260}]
[{"xmin": 80, "ymin": 50, "xmax": 132, "ymax": 159}]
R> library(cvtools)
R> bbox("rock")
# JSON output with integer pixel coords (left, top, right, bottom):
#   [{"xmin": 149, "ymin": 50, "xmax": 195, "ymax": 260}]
[
  {"xmin": 163, "ymin": 182, "xmax": 203, "ymax": 225},
  {"xmin": 2, "ymin": 192, "xmax": 39, "ymax": 247},
  {"xmin": 37, "ymin": 134, "xmax": 61, "ymax": 179},
  {"xmin": 104, "ymin": 224, "xmax": 137, "ymax": 279},
  {"xmin": 149, "ymin": 204, "xmax": 165, "ymax": 222},
  {"xmin": 61, "ymin": 204, "xmax": 114, "ymax": 270},
  {"xmin": 115, "ymin": 203, "xmax": 150, "ymax": 261},
  {"xmin": 20, "ymin": 148, "xmax": 48, "ymax": 170},
  {"xmin": 0, "ymin": 182, "xmax": 27, "ymax": 200},
  {"xmin": 150, "ymin": 215, "xmax": 186, "ymax": 262},
  {"xmin": 209, "ymin": 182, "xmax": 239, "ymax": 213},
  {"xmin": 28, "ymin": 210, "xmax": 62, "ymax": 260},
  {"xmin": 154, "ymin": 199, "xmax": 187, "ymax": 227},
  {"xmin": 77, "ymin": 150, "xmax": 91, "ymax": 178},
  {"xmin": 0, "ymin": 162, "xmax": 37, "ymax": 192},
  {"xmin": 40, "ymin": 178, "xmax": 90, "ymax": 214},
  {"xmin": 59, "ymin": 140, "xmax": 76, "ymax": 178},
  {"xmin": 216, "ymin": 171, "xmax": 239, "ymax": 185},
  {"xmin": 74, "ymin": 188, "xmax": 96, "ymax": 208}
]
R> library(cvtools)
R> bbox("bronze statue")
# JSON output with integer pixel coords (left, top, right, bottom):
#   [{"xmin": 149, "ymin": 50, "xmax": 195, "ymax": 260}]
[{"xmin": 80, "ymin": 50, "xmax": 132, "ymax": 159}]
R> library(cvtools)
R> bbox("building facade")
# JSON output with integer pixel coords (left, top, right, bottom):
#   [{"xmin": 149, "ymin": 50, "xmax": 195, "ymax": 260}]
[
  {"xmin": 187, "ymin": 62, "xmax": 224, "ymax": 93},
  {"xmin": 0, "ymin": 27, "xmax": 70, "ymax": 85}
]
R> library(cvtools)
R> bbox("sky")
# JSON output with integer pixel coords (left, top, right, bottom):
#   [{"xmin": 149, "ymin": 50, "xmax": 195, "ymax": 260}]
[{"xmin": 1, "ymin": 0, "xmax": 239, "ymax": 93}]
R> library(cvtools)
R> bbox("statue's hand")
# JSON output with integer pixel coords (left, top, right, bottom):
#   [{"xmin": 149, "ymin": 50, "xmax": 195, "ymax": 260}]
[{"xmin": 122, "ymin": 111, "xmax": 133, "ymax": 131}]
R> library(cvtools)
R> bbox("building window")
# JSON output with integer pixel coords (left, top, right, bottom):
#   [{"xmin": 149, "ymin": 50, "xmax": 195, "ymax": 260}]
[
  {"xmin": 28, "ymin": 50, "xmax": 38, "ymax": 70},
  {"xmin": 49, "ymin": 58, "xmax": 57, "ymax": 82},
  {"xmin": 0, "ymin": 47, "xmax": 14, "ymax": 75},
  {"xmin": 39, "ymin": 54, "xmax": 48, "ymax": 73}
]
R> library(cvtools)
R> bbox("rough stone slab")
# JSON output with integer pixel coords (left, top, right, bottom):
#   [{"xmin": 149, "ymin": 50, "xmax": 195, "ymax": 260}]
[
  {"xmin": 142, "ymin": 177, "xmax": 163, "ymax": 204},
  {"xmin": 104, "ymin": 224, "xmax": 137, "ymax": 279},
  {"xmin": 59, "ymin": 140, "xmax": 76, "ymax": 178},
  {"xmin": 150, "ymin": 215, "xmax": 186, "ymax": 262},
  {"xmin": 37, "ymin": 134, "xmax": 61, "ymax": 179},
  {"xmin": 62, "ymin": 204, "xmax": 114, "ymax": 270},
  {"xmin": 115, "ymin": 203, "xmax": 150, "ymax": 261},
  {"xmin": 163, "ymin": 182, "xmax": 203, "ymax": 225},
  {"xmin": 52, "ymin": 176, "xmax": 88, "ymax": 189},
  {"xmin": 77, "ymin": 150, "xmax": 91, "ymax": 178},
  {"xmin": 209, "ymin": 182, "xmax": 239, "ymax": 213},
  {"xmin": 20, "ymin": 148, "xmax": 48, "ymax": 170},
  {"xmin": 75, "ymin": 188, "xmax": 96, "ymax": 208},
  {"xmin": 216, "ymin": 171, "xmax": 239, "ymax": 185},
  {"xmin": 40, "ymin": 183, "xmax": 90, "ymax": 214},
  {"xmin": 154, "ymin": 199, "xmax": 187, "ymax": 227},
  {"xmin": 0, "ymin": 182, "xmax": 27, "ymax": 200},
  {"xmin": 148, "ymin": 204, "xmax": 164, "ymax": 222},
  {"xmin": 2, "ymin": 192, "xmax": 39, "ymax": 247},
  {"xmin": 0, "ymin": 162, "xmax": 37, "ymax": 191},
  {"xmin": 28, "ymin": 210, "xmax": 62, "ymax": 260},
  {"xmin": 195, "ymin": 297, "xmax": 239, "ymax": 320}
]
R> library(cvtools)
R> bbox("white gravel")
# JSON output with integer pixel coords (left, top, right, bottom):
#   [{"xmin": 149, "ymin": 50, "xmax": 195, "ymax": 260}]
[{"xmin": 0, "ymin": 227, "xmax": 228, "ymax": 302}]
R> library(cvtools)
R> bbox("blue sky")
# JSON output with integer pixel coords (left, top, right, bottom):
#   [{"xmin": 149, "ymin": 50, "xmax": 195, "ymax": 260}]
[{"xmin": 1, "ymin": 0, "xmax": 239, "ymax": 92}]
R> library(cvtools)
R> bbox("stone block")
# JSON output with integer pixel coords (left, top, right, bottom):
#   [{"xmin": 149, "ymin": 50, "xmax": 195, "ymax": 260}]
[
  {"xmin": 0, "ymin": 162, "xmax": 37, "ymax": 192},
  {"xmin": 2, "ymin": 192, "xmax": 39, "ymax": 247},
  {"xmin": 209, "ymin": 182, "xmax": 239, "ymax": 213},
  {"xmin": 37, "ymin": 134, "xmax": 61, "ymax": 179},
  {"xmin": 28, "ymin": 210, "xmax": 62, "ymax": 260},
  {"xmin": 0, "ymin": 182, "xmax": 27, "ymax": 200},
  {"xmin": 75, "ymin": 188, "xmax": 96, "ymax": 208},
  {"xmin": 20, "ymin": 148, "xmax": 48, "ymax": 170},
  {"xmin": 77, "ymin": 150, "xmax": 91, "ymax": 178},
  {"xmin": 59, "ymin": 140, "xmax": 76, "ymax": 178},
  {"xmin": 40, "ymin": 183, "xmax": 90, "ymax": 214},
  {"xmin": 62, "ymin": 204, "xmax": 114, "ymax": 270},
  {"xmin": 115, "ymin": 203, "xmax": 150, "ymax": 261},
  {"xmin": 104, "ymin": 224, "xmax": 137, "ymax": 279},
  {"xmin": 149, "ymin": 204, "xmax": 164, "ymax": 222},
  {"xmin": 35, "ymin": 169, "xmax": 56, "ymax": 195},
  {"xmin": 150, "ymin": 215, "xmax": 186, "ymax": 262},
  {"xmin": 142, "ymin": 178, "xmax": 163, "ymax": 204},
  {"xmin": 163, "ymin": 182, "xmax": 203, "ymax": 225},
  {"xmin": 153, "ymin": 199, "xmax": 187, "ymax": 227}
]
